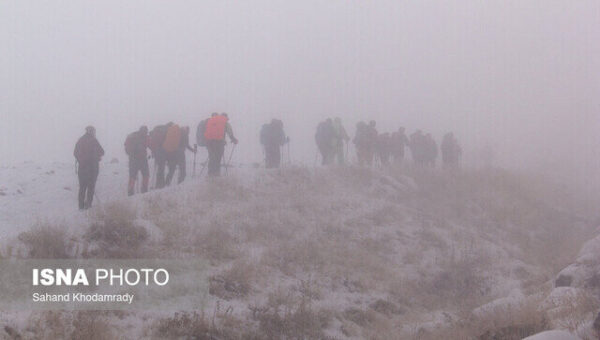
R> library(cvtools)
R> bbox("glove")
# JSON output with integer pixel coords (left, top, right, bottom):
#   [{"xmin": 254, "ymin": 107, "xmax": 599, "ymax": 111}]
[{"xmin": 232, "ymin": 137, "xmax": 239, "ymax": 145}]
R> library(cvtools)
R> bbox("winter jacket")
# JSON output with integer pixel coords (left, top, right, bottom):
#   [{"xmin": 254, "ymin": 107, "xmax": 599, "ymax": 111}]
[{"xmin": 74, "ymin": 133, "xmax": 104, "ymax": 164}]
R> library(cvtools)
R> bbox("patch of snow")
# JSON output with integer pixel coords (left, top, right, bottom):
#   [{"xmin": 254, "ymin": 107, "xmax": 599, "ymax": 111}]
[{"xmin": 523, "ymin": 330, "xmax": 582, "ymax": 340}]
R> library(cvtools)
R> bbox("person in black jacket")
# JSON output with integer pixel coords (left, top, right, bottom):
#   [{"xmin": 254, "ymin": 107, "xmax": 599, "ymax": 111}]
[
  {"xmin": 74, "ymin": 126, "xmax": 104, "ymax": 210},
  {"xmin": 166, "ymin": 126, "xmax": 196, "ymax": 185},
  {"xmin": 315, "ymin": 119, "xmax": 336, "ymax": 165},
  {"xmin": 260, "ymin": 119, "xmax": 288, "ymax": 168},
  {"xmin": 125, "ymin": 126, "xmax": 149, "ymax": 196}
]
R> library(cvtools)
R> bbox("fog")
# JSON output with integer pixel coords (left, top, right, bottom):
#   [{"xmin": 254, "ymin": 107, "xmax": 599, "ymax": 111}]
[{"xmin": 1, "ymin": 1, "xmax": 599, "ymax": 187}]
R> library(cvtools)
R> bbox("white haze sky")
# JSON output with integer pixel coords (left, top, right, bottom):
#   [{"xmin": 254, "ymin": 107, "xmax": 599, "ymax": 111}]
[{"xmin": 1, "ymin": 1, "xmax": 599, "ymax": 186}]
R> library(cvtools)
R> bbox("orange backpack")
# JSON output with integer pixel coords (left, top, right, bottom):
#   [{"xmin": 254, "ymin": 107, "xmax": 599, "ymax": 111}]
[
  {"xmin": 162, "ymin": 124, "xmax": 182, "ymax": 152},
  {"xmin": 204, "ymin": 115, "xmax": 228, "ymax": 141}
]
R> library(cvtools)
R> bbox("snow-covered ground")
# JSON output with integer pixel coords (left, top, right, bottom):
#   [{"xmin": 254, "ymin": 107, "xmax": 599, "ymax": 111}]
[
  {"xmin": 0, "ymin": 161, "xmax": 125, "ymax": 240},
  {"xmin": 0, "ymin": 161, "xmax": 598, "ymax": 339}
]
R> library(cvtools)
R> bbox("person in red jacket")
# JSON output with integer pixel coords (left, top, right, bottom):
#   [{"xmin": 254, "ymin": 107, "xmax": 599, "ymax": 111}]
[
  {"xmin": 204, "ymin": 113, "xmax": 238, "ymax": 176},
  {"xmin": 74, "ymin": 126, "xmax": 104, "ymax": 210}
]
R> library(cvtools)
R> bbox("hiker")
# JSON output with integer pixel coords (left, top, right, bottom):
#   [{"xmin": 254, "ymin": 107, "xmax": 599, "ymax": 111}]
[
  {"xmin": 353, "ymin": 122, "xmax": 368, "ymax": 166},
  {"xmin": 124, "ymin": 126, "xmax": 150, "ymax": 196},
  {"xmin": 163, "ymin": 123, "xmax": 183, "ymax": 186},
  {"xmin": 441, "ymin": 132, "xmax": 462, "ymax": 168},
  {"xmin": 315, "ymin": 119, "xmax": 336, "ymax": 165},
  {"xmin": 74, "ymin": 126, "xmax": 104, "ymax": 210},
  {"xmin": 204, "ymin": 113, "xmax": 238, "ymax": 176},
  {"xmin": 260, "ymin": 119, "xmax": 288, "ymax": 168},
  {"xmin": 332, "ymin": 117, "xmax": 349, "ymax": 165},
  {"xmin": 149, "ymin": 122, "xmax": 172, "ymax": 189},
  {"xmin": 354, "ymin": 121, "xmax": 378, "ymax": 166},
  {"xmin": 376, "ymin": 132, "xmax": 393, "ymax": 166},
  {"xmin": 424, "ymin": 133, "xmax": 438, "ymax": 167},
  {"xmin": 409, "ymin": 130, "xmax": 426, "ymax": 166},
  {"xmin": 166, "ymin": 126, "xmax": 196, "ymax": 184},
  {"xmin": 196, "ymin": 117, "xmax": 209, "ymax": 148},
  {"xmin": 391, "ymin": 127, "xmax": 409, "ymax": 165}
]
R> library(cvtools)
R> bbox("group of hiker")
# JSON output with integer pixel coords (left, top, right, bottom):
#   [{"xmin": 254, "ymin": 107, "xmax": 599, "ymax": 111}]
[
  {"xmin": 315, "ymin": 118, "xmax": 462, "ymax": 169},
  {"xmin": 315, "ymin": 118, "xmax": 350, "ymax": 165},
  {"xmin": 126, "ymin": 122, "xmax": 197, "ymax": 195},
  {"xmin": 73, "ymin": 114, "xmax": 461, "ymax": 210},
  {"xmin": 73, "ymin": 113, "xmax": 238, "ymax": 210}
]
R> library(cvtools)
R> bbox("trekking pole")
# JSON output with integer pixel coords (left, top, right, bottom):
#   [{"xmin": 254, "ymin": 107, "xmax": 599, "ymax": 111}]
[
  {"xmin": 345, "ymin": 142, "xmax": 349, "ymax": 163},
  {"xmin": 192, "ymin": 144, "xmax": 197, "ymax": 177},
  {"xmin": 225, "ymin": 144, "xmax": 237, "ymax": 176},
  {"xmin": 286, "ymin": 140, "xmax": 291, "ymax": 165}
]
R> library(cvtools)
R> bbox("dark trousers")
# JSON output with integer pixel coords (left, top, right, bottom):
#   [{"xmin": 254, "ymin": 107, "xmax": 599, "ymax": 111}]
[
  {"xmin": 206, "ymin": 140, "xmax": 225, "ymax": 176},
  {"xmin": 265, "ymin": 144, "xmax": 281, "ymax": 168},
  {"xmin": 177, "ymin": 152, "xmax": 187, "ymax": 184},
  {"xmin": 128, "ymin": 156, "xmax": 149, "ymax": 195},
  {"xmin": 166, "ymin": 151, "xmax": 187, "ymax": 185},
  {"xmin": 78, "ymin": 162, "xmax": 99, "ymax": 210},
  {"xmin": 318, "ymin": 144, "xmax": 334, "ymax": 165},
  {"xmin": 155, "ymin": 152, "xmax": 167, "ymax": 189},
  {"xmin": 392, "ymin": 150, "xmax": 405, "ymax": 164},
  {"xmin": 357, "ymin": 147, "xmax": 374, "ymax": 167}
]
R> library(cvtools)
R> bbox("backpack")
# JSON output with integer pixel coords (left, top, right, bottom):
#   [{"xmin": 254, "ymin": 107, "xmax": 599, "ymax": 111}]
[
  {"xmin": 163, "ymin": 124, "xmax": 182, "ymax": 153},
  {"xmin": 149, "ymin": 125, "xmax": 168, "ymax": 153},
  {"xmin": 260, "ymin": 124, "xmax": 270, "ymax": 145},
  {"xmin": 196, "ymin": 120, "xmax": 208, "ymax": 147},
  {"xmin": 124, "ymin": 132, "xmax": 137, "ymax": 156},
  {"xmin": 204, "ymin": 115, "xmax": 228, "ymax": 141},
  {"xmin": 75, "ymin": 134, "xmax": 103, "ymax": 164},
  {"xmin": 315, "ymin": 122, "xmax": 331, "ymax": 146}
]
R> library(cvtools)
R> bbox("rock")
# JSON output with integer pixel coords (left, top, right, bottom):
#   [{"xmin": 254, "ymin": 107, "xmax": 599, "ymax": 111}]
[
  {"xmin": 343, "ymin": 308, "xmax": 374, "ymax": 327},
  {"xmin": 4, "ymin": 326, "xmax": 21, "ymax": 339},
  {"xmin": 369, "ymin": 299, "xmax": 404, "ymax": 316},
  {"xmin": 585, "ymin": 273, "xmax": 600, "ymax": 289},
  {"xmin": 555, "ymin": 275, "xmax": 573, "ymax": 288},
  {"xmin": 593, "ymin": 312, "xmax": 600, "ymax": 334},
  {"xmin": 479, "ymin": 323, "xmax": 546, "ymax": 340},
  {"xmin": 522, "ymin": 330, "xmax": 581, "ymax": 340}
]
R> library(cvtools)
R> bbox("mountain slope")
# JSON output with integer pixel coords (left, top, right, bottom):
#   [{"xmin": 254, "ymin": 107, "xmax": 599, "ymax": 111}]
[{"xmin": 0, "ymin": 162, "xmax": 597, "ymax": 339}]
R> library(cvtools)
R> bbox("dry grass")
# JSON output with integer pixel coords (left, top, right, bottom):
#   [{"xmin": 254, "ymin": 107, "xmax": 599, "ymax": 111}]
[
  {"xmin": 248, "ymin": 289, "xmax": 333, "ymax": 340},
  {"xmin": 154, "ymin": 309, "xmax": 243, "ymax": 340},
  {"xmin": 83, "ymin": 202, "xmax": 150, "ymax": 258},
  {"xmin": 194, "ymin": 225, "xmax": 240, "ymax": 264},
  {"xmin": 550, "ymin": 289, "xmax": 599, "ymax": 334},
  {"xmin": 17, "ymin": 224, "xmax": 74, "ymax": 259},
  {"xmin": 9, "ymin": 311, "xmax": 114, "ymax": 340},
  {"xmin": 70, "ymin": 312, "xmax": 114, "ymax": 340},
  {"xmin": 400, "ymin": 294, "xmax": 549, "ymax": 340},
  {"xmin": 209, "ymin": 259, "xmax": 259, "ymax": 300}
]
